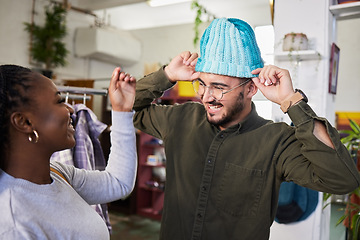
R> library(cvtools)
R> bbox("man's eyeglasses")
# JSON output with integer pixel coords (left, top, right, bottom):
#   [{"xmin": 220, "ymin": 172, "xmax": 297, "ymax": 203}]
[{"xmin": 192, "ymin": 78, "xmax": 251, "ymax": 100}]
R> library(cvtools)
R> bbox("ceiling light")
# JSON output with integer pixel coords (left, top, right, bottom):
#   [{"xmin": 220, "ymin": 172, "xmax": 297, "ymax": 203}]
[{"xmin": 147, "ymin": 0, "xmax": 191, "ymax": 7}]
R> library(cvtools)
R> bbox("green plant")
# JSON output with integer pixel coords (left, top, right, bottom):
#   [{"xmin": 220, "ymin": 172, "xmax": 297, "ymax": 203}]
[
  {"xmin": 190, "ymin": 0, "xmax": 216, "ymax": 46},
  {"xmin": 24, "ymin": 2, "xmax": 69, "ymax": 70},
  {"xmin": 340, "ymin": 119, "xmax": 360, "ymax": 155},
  {"xmin": 282, "ymin": 32, "xmax": 308, "ymax": 64},
  {"xmin": 324, "ymin": 119, "xmax": 360, "ymax": 240},
  {"xmin": 274, "ymin": 32, "xmax": 321, "ymax": 81}
]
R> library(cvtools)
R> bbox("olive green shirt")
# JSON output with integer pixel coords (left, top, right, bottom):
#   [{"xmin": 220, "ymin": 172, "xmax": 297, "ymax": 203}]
[{"xmin": 133, "ymin": 67, "xmax": 360, "ymax": 240}]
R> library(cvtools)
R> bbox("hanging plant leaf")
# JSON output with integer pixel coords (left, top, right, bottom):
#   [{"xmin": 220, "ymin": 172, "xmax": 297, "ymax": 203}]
[{"xmin": 191, "ymin": 0, "xmax": 216, "ymax": 46}]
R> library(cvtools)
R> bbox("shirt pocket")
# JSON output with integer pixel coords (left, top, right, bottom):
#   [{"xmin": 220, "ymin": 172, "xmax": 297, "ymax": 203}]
[{"xmin": 216, "ymin": 162, "xmax": 264, "ymax": 217}]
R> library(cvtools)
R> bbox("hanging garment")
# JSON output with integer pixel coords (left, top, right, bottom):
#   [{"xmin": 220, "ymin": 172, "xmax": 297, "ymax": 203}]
[
  {"xmin": 275, "ymin": 181, "xmax": 319, "ymax": 224},
  {"xmin": 50, "ymin": 149, "xmax": 73, "ymax": 166},
  {"xmin": 72, "ymin": 104, "xmax": 107, "ymax": 170},
  {"xmin": 50, "ymin": 103, "xmax": 111, "ymax": 231}
]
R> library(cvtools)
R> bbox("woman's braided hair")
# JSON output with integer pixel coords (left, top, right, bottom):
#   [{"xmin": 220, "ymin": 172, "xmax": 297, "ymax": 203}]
[{"xmin": 0, "ymin": 64, "xmax": 34, "ymax": 158}]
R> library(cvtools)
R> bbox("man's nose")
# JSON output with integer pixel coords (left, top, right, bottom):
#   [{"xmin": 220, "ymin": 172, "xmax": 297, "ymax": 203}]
[{"xmin": 201, "ymin": 86, "xmax": 215, "ymax": 101}]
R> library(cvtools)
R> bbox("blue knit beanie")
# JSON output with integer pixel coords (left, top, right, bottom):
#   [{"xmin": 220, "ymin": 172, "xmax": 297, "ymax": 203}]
[{"xmin": 195, "ymin": 18, "xmax": 264, "ymax": 78}]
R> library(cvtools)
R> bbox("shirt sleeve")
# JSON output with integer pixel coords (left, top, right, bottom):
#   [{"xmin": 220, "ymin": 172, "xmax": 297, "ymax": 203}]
[
  {"xmin": 53, "ymin": 111, "xmax": 138, "ymax": 204},
  {"xmin": 133, "ymin": 66, "xmax": 176, "ymax": 140},
  {"xmin": 278, "ymin": 100, "xmax": 360, "ymax": 194},
  {"xmin": 133, "ymin": 66, "xmax": 175, "ymax": 112}
]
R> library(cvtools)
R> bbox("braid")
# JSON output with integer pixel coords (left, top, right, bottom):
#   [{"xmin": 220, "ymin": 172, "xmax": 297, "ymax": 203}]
[{"xmin": 0, "ymin": 65, "xmax": 33, "ymax": 158}]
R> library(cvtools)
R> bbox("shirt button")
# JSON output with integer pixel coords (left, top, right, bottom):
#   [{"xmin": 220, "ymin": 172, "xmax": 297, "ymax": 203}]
[
  {"xmin": 207, "ymin": 158, "xmax": 212, "ymax": 163},
  {"xmin": 197, "ymin": 213, "xmax": 202, "ymax": 218},
  {"xmin": 202, "ymin": 186, "xmax": 207, "ymax": 191},
  {"xmin": 220, "ymin": 134, "xmax": 224, "ymax": 138}
]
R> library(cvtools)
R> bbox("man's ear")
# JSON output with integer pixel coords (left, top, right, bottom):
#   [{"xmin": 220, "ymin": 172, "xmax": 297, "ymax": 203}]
[
  {"xmin": 10, "ymin": 112, "xmax": 33, "ymax": 133},
  {"xmin": 246, "ymin": 80, "xmax": 258, "ymax": 99}
]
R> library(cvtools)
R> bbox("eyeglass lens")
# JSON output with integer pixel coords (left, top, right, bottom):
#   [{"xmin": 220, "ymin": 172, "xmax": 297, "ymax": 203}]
[
  {"xmin": 192, "ymin": 79, "xmax": 250, "ymax": 100},
  {"xmin": 192, "ymin": 80, "xmax": 223, "ymax": 100}
]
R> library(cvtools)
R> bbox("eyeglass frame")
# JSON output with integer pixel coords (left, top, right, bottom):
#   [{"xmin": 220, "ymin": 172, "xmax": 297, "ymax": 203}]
[{"xmin": 192, "ymin": 78, "xmax": 251, "ymax": 100}]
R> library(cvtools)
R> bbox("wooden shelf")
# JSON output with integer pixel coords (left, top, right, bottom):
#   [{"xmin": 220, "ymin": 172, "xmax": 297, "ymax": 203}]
[
  {"xmin": 141, "ymin": 162, "xmax": 165, "ymax": 167},
  {"xmin": 274, "ymin": 50, "xmax": 321, "ymax": 61},
  {"xmin": 143, "ymin": 143, "xmax": 163, "ymax": 148},
  {"xmin": 140, "ymin": 184, "xmax": 164, "ymax": 193},
  {"xmin": 330, "ymin": 2, "xmax": 360, "ymax": 20},
  {"xmin": 136, "ymin": 131, "xmax": 166, "ymax": 220}
]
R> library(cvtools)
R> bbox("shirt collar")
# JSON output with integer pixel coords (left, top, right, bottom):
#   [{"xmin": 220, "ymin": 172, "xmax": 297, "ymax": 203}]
[{"xmin": 233, "ymin": 102, "xmax": 272, "ymax": 134}]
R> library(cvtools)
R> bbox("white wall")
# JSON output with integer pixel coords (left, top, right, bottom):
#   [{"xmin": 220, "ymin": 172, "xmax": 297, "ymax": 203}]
[
  {"xmin": 0, "ymin": 0, "xmax": 113, "ymax": 77},
  {"xmin": 0, "ymin": 0, "xmax": 35, "ymax": 67},
  {"xmin": 272, "ymin": 0, "xmax": 334, "ymax": 124},
  {"xmin": 0, "ymin": 0, "xmax": 114, "ymax": 118},
  {"xmin": 335, "ymin": 18, "xmax": 360, "ymax": 112}
]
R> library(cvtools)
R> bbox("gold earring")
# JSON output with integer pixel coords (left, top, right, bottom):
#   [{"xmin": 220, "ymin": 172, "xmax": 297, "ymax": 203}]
[{"xmin": 28, "ymin": 130, "xmax": 39, "ymax": 143}]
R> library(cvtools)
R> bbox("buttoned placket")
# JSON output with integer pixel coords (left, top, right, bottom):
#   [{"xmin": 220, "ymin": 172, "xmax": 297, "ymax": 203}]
[{"xmin": 190, "ymin": 131, "xmax": 228, "ymax": 239}]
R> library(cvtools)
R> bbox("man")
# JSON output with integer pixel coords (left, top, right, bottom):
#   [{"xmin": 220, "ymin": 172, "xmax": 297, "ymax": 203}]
[{"xmin": 133, "ymin": 18, "xmax": 359, "ymax": 239}]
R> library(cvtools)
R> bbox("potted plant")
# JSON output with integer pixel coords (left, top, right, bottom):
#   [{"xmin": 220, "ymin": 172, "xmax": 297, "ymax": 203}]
[
  {"xmin": 324, "ymin": 119, "xmax": 360, "ymax": 240},
  {"xmin": 24, "ymin": 2, "xmax": 69, "ymax": 78},
  {"xmin": 282, "ymin": 32, "xmax": 309, "ymax": 52}
]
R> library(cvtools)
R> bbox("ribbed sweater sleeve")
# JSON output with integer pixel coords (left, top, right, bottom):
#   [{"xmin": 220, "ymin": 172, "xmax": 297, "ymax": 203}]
[{"xmin": 52, "ymin": 110, "xmax": 137, "ymax": 204}]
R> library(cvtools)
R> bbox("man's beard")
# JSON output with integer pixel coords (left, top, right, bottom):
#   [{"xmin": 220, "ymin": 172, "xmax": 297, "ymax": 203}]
[{"xmin": 206, "ymin": 92, "xmax": 245, "ymax": 127}]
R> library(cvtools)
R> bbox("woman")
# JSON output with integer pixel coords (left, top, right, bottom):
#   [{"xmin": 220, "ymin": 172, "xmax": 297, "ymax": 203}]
[{"xmin": 0, "ymin": 65, "xmax": 137, "ymax": 239}]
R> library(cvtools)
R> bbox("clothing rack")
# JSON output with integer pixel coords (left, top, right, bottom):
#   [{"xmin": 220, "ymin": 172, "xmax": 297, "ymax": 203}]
[
  {"xmin": 57, "ymin": 85, "xmax": 108, "ymax": 96},
  {"xmin": 60, "ymin": 93, "xmax": 91, "ymax": 101}
]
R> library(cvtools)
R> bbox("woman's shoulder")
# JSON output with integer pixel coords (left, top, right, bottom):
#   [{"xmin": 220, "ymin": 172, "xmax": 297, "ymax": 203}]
[{"xmin": 50, "ymin": 161, "xmax": 76, "ymax": 185}]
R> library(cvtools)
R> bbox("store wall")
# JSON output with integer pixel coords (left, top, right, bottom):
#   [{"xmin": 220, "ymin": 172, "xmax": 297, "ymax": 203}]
[
  {"xmin": 0, "ymin": 0, "xmax": 116, "ymax": 118},
  {"xmin": 272, "ymin": 0, "xmax": 333, "ymax": 124},
  {"xmin": 271, "ymin": 0, "xmax": 333, "ymax": 239},
  {"xmin": 335, "ymin": 18, "xmax": 360, "ymax": 112},
  {"xmin": 0, "ymin": 0, "xmax": 113, "ymax": 78}
]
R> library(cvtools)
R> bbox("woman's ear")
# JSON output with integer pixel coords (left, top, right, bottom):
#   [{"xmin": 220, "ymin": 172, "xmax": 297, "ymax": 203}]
[{"xmin": 10, "ymin": 112, "xmax": 33, "ymax": 133}]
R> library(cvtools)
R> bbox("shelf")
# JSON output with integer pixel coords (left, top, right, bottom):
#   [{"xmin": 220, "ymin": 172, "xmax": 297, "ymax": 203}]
[
  {"xmin": 143, "ymin": 143, "xmax": 163, "ymax": 149},
  {"xmin": 142, "ymin": 162, "xmax": 165, "ymax": 167},
  {"xmin": 140, "ymin": 184, "xmax": 165, "ymax": 192},
  {"xmin": 330, "ymin": 2, "xmax": 360, "ymax": 20},
  {"xmin": 274, "ymin": 50, "xmax": 321, "ymax": 61},
  {"xmin": 136, "ymin": 131, "xmax": 166, "ymax": 221}
]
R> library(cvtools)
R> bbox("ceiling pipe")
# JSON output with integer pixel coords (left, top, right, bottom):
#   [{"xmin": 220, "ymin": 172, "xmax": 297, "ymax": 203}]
[{"xmin": 53, "ymin": 0, "xmax": 98, "ymax": 17}]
